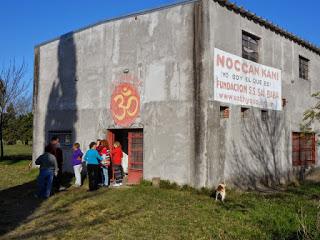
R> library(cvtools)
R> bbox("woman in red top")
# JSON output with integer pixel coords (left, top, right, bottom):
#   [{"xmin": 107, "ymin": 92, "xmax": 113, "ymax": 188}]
[{"xmin": 111, "ymin": 141, "xmax": 123, "ymax": 186}]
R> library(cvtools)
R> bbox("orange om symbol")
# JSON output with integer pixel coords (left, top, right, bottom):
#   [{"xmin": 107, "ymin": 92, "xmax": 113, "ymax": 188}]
[{"xmin": 111, "ymin": 83, "xmax": 140, "ymax": 127}]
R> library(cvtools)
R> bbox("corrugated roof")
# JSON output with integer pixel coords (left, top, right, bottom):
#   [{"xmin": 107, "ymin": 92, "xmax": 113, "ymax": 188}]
[{"xmin": 36, "ymin": 0, "xmax": 320, "ymax": 56}]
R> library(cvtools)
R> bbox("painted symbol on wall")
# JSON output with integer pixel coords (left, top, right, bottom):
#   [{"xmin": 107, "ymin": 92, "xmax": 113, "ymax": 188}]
[{"xmin": 111, "ymin": 83, "xmax": 140, "ymax": 127}]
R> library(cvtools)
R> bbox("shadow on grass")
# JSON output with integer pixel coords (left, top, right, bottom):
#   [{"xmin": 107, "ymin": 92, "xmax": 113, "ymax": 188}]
[
  {"xmin": 7, "ymin": 226, "xmax": 66, "ymax": 240},
  {"xmin": 0, "ymin": 180, "xmax": 43, "ymax": 237},
  {"xmin": 0, "ymin": 155, "xmax": 32, "ymax": 164},
  {"xmin": 0, "ymin": 172, "xmax": 76, "ymax": 238},
  {"xmin": 286, "ymin": 181, "xmax": 320, "ymax": 201},
  {"xmin": 219, "ymin": 201, "xmax": 251, "ymax": 212},
  {"xmin": 4, "ymin": 187, "xmax": 145, "ymax": 240},
  {"xmin": 59, "ymin": 172, "xmax": 74, "ymax": 190}
]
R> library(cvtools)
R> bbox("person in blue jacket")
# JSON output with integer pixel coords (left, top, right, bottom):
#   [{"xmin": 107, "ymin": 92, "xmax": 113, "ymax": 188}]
[{"xmin": 84, "ymin": 142, "xmax": 102, "ymax": 191}]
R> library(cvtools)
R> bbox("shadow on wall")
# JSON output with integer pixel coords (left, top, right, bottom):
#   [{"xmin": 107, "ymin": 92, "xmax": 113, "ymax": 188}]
[
  {"xmin": 228, "ymin": 110, "xmax": 292, "ymax": 189},
  {"xmin": 44, "ymin": 33, "xmax": 78, "ymax": 171}
]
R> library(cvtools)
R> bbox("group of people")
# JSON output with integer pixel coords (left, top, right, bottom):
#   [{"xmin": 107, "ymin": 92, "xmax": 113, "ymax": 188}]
[
  {"xmin": 82, "ymin": 139, "xmax": 124, "ymax": 191},
  {"xmin": 35, "ymin": 136, "xmax": 124, "ymax": 199}
]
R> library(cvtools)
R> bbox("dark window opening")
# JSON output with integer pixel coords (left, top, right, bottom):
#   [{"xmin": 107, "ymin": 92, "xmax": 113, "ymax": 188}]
[
  {"xmin": 299, "ymin": 56, "xmax": 309, "ymax": 80},
  {"xmin": 241, "ymin": 107, "xmax": 250, "ymax": 118},
  {"xmin": 261, "ymin": 110, "xmax": 268, "ymax": 121},
  {"xmin": 242, "ymin": 31, "xmax": 260, "ymax": 62},
  {"xmin": 282, "ymin": 98, "xmax": 287, "ymax": 108},
  {"xmin": 220, "ymin": 106, "xmax": 230, "ymax": 119},
  {"xmin": 48, "ymin": 131, "xmax": 72, "ymax": 147},
  {"xmin": 292, "ymin": 132, "xmax": 316, "ymax": 166}
]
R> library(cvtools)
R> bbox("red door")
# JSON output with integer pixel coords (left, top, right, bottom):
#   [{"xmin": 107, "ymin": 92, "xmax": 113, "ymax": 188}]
[
  {"xmin": 107, "ymin": 131, "xmax": 115, "ymax": 146},
  {"xmin": 300, "ymin": 133, "xmax": 316, "ymax": 166},
  {"xmin": 107, "ymin": 130, "xmax": 115, "ymax": 182},
  {"xmin": 127, "ymin": 131, "xmax": 143, "ymax": 184},
  {"xmin": 292, "ymin": 133, "xmax": 300, "ymax": 166}
]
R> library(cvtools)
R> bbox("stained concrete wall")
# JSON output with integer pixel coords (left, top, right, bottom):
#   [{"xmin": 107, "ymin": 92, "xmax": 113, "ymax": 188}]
[
  {"xmin": 33, "ymin": 2, "xmax": 196, "ymax": 185},
  {"xmin": 202, "ymin": 0, "xmax": 320, "ymax": 188},
  {"xmin": 33, "ymin": 0, "xmax": 320, "ymax": 188}
]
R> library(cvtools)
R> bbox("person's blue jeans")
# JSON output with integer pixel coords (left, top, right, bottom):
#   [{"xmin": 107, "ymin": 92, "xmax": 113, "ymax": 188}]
[
  {"xmin": 102, "ymin": 167, "xmax": 109, "ymax": 186},
  {"xmin": 37, "ymin": 168, "xmax": 54, "ymax": 198}
]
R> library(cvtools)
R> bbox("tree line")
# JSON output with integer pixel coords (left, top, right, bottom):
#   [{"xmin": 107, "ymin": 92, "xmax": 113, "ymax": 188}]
[
  {"xmin": 3, "ymin": 103, "xmax": 32, "ymax": 145},
  {"xmin": 0, "ymin": 60, "xmax": 31, "ymax": 160}
]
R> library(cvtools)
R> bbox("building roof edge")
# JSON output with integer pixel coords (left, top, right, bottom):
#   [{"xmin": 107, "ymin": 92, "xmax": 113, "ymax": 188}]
[
  {"xmin": 214, "ymin": 0, "xmax": 320, "ymax": 55},
  {"xmin": 35, "ymin": 0, "xmax": 198, "ymax": 48},
  {"xmin": 35, "ymin": 0, "xmax": 320, "ymax": 56}
]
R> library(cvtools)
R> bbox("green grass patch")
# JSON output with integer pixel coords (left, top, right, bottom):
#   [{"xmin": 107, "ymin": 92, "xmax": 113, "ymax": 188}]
[
  {"xmin": 2, "ymin": 144, "xmax": 32, "ymax": 162},
  {"xmin": 0, "ymin": 156, "xmax": 319, "ymax": 239},
  {"xmin": 3, "ymin": 144, "xmax": 32, "ymax": 157},
  {"xmin": 0, "ymin": 144, "xmax": 34, "ymax": 190}
]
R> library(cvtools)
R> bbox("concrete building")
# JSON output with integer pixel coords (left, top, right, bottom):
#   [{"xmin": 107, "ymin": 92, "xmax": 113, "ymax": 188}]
[{"xmin": 33, "ymin": 0, "xmax": 320, "ymax": 188}]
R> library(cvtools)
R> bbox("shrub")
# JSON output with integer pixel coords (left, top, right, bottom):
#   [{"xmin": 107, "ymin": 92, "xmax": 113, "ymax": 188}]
[
  {"xmin": 140, "ymin": 180, "xmax": 152, "ymax": 186},
  {"xmin": 159, "ymin": 180, "xmax": 179, "ymax": 190}
]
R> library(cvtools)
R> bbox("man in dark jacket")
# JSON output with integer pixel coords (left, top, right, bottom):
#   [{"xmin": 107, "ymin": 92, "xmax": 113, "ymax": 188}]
[
  {"xmin": 48, "ymin": 136, "xmax": 65, "ymax": 192},
  {"xmin": 35, "ymin": 145, "xmax": 58, "ymax": 198}
]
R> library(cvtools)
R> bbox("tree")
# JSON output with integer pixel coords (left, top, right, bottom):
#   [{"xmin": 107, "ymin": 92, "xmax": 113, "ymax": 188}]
[
  {"xmin": 302, "ymin": 92, "xmax": 320, "ymax": 131},
  {"xmin": 299, "ymin": 92, "xmax": 320, "ymax": 180},
  {"xmin": 0, "ymin": 61, "xmax": 28, "ymax": 159},
  {"xmin": 2, "ymin": 101, "xmax": 33, "ymax": 145},
  {"xmin": 17, "ymin": 112, "xmax": 33, "ymax": 145},
  {"xmin": 3, "ymin": 103, "xmax": 18, "ymax": 145},
  {"xmin": 2, "ymin": 104, "xmax": 32, "ymax": 146},
  {"xmin": 15, "ymin": 95, "xmax": 32, "ymax": 116}
]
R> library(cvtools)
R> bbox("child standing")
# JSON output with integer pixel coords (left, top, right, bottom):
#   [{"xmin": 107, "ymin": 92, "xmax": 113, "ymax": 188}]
[
  {"xmin": 111, "ymin": 141, "xmax": 123, "ymax": 187},
  {"xmin": 100, "ymin": 140, "xmax": 111, "ymax": 187},
  {"xmin": 84, "ymin": 142, "xmax": 103, "ymax": 191},
  {"xmin": 72, "ymin": 143, "xmax": 83, "ymax": 187}
]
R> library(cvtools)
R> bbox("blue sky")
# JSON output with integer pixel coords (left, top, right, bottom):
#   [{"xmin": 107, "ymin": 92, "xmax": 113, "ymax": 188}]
[{"xmin": 0, "ymin": 0, "xmax": 319, "ymax": 90}]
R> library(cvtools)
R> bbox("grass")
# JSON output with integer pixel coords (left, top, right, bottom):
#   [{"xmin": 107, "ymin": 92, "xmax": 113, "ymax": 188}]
[
  {"xmin": 0, "ymin": 144, "xmax": 35, "ymax": 189},
  {"xmin": 0, "ymin": 145, "xmax": 320, "ymax": 239},
  {"xmin": 3, "ymin": 144, "xmax": 32, "ymax": 157}
]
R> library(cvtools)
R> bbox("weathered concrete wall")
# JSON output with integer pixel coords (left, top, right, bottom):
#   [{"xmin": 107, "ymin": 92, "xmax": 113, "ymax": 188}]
[
  {"xmin": 33, "ymin": 0, "xmax": 320, "ymax": 188},
  {"xmin": 205, "ymin": 0, "xmax": 320, "ymax": 188},
  {"xmin": 33, "ymin": 3, "xmax": 196, "ymax": 185}
]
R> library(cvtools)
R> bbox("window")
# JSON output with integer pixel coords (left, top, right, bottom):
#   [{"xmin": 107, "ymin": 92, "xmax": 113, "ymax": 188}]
[
  {"xmin": 220, "ymin": 106, "xmax": 229, "ymax": 119},
  {"xmin": 261, "ymin": 110, "xmax": 268, "ymax": 121},
  {"xmin": 242, "ymin": 31, "xmax": 260, "ymax": 62},
  {"xmin": 299, "ymin": 56, "xmax": 309, "ymax": 80},
  {"xmin": 48, "ymin": 131, "xmax": 72, "ymax": 147},
  {"xmin": 292, "ymin": 132, "xmax": 316, "ymax": 166},
  {"xmin": 241, "ymin": 107, "xmax": 250, "ymax": 118},
  {"xmin": 282, "ymin": 98, "xmax": 287, "ymax": 108}
]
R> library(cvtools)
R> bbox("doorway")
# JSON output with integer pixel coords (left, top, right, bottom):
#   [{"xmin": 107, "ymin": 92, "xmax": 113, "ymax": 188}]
[{"xmin": 107, "ymin": 129, "xmax": 143, "ymax": 184}]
